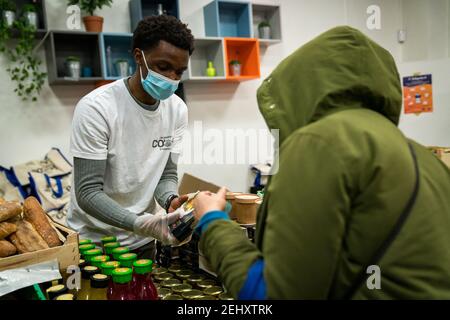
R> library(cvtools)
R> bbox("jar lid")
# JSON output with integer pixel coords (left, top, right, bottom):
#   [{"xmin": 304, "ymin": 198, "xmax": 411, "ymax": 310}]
[
  {"xmin": 90, "ymin": 255, "xmax": 110, "ymax": 268},
  {"xmin": 54, "ymin": 293, "xmax": 75, "ymax": 300},
  {"xmin": 195, "ymin": 295, "xmax": 217, "ymax": 300},
  {"xmin": 118, "ymin": 253, "xmax": 137, "ymax": 267},
  {"xmin": 219, "ymin": 293, "xmax": 234, "ymax": 300},
  {"xmin": 176, "ymin": 270, "xmax": 193, "ymax": 279},
  {"xmin": 46, "ymin": 284, "xmax": 67, "ymax": 300},
  {"xmin": 90, "ymin": 273, "xmax": 110, "ymax": 288},
  {"xmin": 112, "ymin": 267, "xmax": 133, "ymax": 284},
  {"xmin": 79, "ymin": 243, "xmax": 95, "ymax": 253},
  {"xmin": 112, "ymin": 246, "xmax": 129, "ymax": 254},
  {"xmin": 172, "ymin": 283, "xmax": 193, "ymax": 293},
  {"xmin": 187, "ymin": 274, "xmax": 206, "ymax": 283},
  {"xmin": 161, "ymin": 279, "xmax": 181, "ymax": 288},
  {"xmin": 197, "ymin": 279, "xmax": 217, "ymax": 289},
  {"xmin": 100, "ymin": 260, "xmax": 120, "ymax": 275},
  {"xmin": 104, "ymin": 242, "xmax": 120, "ymax": 254},
  {"xmin": 101, "ymin": 236, "xmax": 117, "ymax": 244},
  {"xmin": 83, "ymin": 248, "xmax": 103, "ymax": 261},
  {"xmin": 82, "ymin": 266, "xmax": 99, "ymax": 279},
  {"xmin": 152, "ymin": 267, "xmax": 168, "ymax": 275},
  {"xmin": 235, "ymin": 195, "xmax": 260, "ymax": 204},
  {"xmin": 154, "ymin": 272, "xmax": 174, "ymax": 281},
  {"xmin": 204, "ymin": 286, "xmax": 224, "ymax": 296},
  {"xmin": 78, "ymin": 239, "xmax": 92, "ymax": 246},
  {"xmin": 158, "ymin": 288, "xmax": 172, "ymax": 299},
  {"xmin": 168, "ymin": 265, "xmax": 183, "ymax": 273},
  {"xmin": 226, "ymin": 192, "xmax": 242, "ymax": 200},
  {"xmin": 163, "ymin": 294, "xmax": 183, "ymax": 300},
  {"xmin": 133, "ymin": 259, "xmax": 153, "ymax": 275}
]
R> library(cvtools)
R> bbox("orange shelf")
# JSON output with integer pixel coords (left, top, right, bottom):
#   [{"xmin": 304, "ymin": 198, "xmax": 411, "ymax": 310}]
[{"xmin": 224, "ymin": 37, "xmax": 261, "ymax": 81}]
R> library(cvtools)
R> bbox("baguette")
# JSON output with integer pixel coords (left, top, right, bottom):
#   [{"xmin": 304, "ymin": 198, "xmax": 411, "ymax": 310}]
[
  {"xmin": 0, "ymin": 201, "xmax": 22, "ymax": 223},
  {"xmin": 0, "ymin": 198, "xmax": 5, "ymax": 205},
  {"xmin": 23, "ymin": 197, "xmax": 62, "ymax": 247},
  {"xmin": 0, "ymin": 240, "xmax": 17, "ymax": 258},
  {"xmin": 9, "ymin": 219, "xmax": 49, "ymax": 253},
  {"xmin": 0, "ymin": 222, "xmax": 17, "ymax": 240}
]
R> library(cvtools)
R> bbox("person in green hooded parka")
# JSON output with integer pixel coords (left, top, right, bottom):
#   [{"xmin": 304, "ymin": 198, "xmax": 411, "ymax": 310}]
[{"xmin": 192, "ymin": 26, "xmax": 450, "ymax": 299}]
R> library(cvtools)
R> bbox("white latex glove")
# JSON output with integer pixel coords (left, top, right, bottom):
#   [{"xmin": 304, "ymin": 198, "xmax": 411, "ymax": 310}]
[{"xmin": 133, "ymin": 212, "xmax": 181, "ymax": 245}]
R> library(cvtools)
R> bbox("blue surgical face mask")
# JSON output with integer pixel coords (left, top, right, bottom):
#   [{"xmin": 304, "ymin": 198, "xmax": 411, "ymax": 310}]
[{"xmin": 139, "ymin": 49, "xmax": 180, "ymax": 100}]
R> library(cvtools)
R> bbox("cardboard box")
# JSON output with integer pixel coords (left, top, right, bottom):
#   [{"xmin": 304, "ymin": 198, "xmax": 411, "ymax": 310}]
[
  {"xmin": 178, "ymin": 173, "xmax": 221, "ymax": 195},
  {"xmin": 0, "ymin": 220, "xmax": 79, "ymax": 273}
]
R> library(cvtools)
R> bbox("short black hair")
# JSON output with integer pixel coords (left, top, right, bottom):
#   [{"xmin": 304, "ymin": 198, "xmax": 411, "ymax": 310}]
[{"xmin": 133, "ymin": 15, "xmax": 194, "ymax": 55}]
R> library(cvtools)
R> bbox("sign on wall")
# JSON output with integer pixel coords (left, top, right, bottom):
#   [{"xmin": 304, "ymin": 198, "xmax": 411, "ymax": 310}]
[{"xmin": 402, "ymin": 74, "xmax": 433, "ymax": 114}]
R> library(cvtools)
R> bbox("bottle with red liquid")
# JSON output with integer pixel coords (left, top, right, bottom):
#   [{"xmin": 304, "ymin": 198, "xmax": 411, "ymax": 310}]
[
  {"xmin": 133, "ymin": 259, "xmax": 158, "ymax": 300},
  {"xmin": 109, "ymin": 267, "xmax": 136, "ymax": 300},
  {"xmin": 101, "ymin": 261, "xmax": 121, "ymax": 299}
]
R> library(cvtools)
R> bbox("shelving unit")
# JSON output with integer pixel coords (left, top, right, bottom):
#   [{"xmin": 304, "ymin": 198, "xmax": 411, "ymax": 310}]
[
  {"xmin": 224, "ymin": 37, "xmax": 260, "ymax": 81},
  {"xmin": 204, "ymin": 0, "xmax": 252, "ymax": 38},
  {"xmin": 129, "ymin": 0, "xmax": 180, "ymax": 32},
  {"xmin": 251, "ymin": 3, "xmax": 282, "ymax": 45},
  {"xmin": 8, "ymin": 0, "xmax": 47, "ymax": 38},
  {"xmin": 45, "ymin": 31, "xmax": 103, "ymax": 85},
  {"xmin": 99, "ymin": 33, "xmax": 136, "ymax": 80},
  {"xmin": 183, "ymin": 37, "xmax": 226, "ymax": 82}
]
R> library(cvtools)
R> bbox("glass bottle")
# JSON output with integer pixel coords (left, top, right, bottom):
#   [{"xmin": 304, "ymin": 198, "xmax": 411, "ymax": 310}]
[
  {"xmin": 112, "ymin": 246, "xmax": 130, "ymax": 261},
  {"xmin": 133, "ymin": 259, "xmax": 158, "ymax": 300},
  {"xmin": 108, "ymin": 268, "xmax": 136, "ymax": 300},
  {"xmin": 104, "ymin": 241, "xmax": 120, "ymax": 259},
  {"xmin": 101, "ymin": 260, "xmax": 121, "ymax": 299},
  {"xmin": 118, "ymin": 253, "xmax": 137, "ymax": 268},
  {"xmin": 90, "ymin": 255, "xmax": 110, "ymax": 268}
]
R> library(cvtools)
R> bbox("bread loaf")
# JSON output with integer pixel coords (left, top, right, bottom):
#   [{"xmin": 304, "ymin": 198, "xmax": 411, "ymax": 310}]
[
  {"xmin": 0, "ymin": 198, "xmax": 5, "ymax": 205},
  {"xmin": 9, "ymin": 219, "xmax": 49, "ymax": 253},
  {"xmin": 23, "ymin": 197, "xmax": 62, "ymax": 247},
  {"xmin": 0, "ymin": 222, "xmax": 17, "ymax": 240},
  {"xmin": 0, "ymin": 240, "xmax": 17, "ymax": 257},
  {"xmin": 0, "ymin": 201, "xmax": 22, "ymax": 223}
]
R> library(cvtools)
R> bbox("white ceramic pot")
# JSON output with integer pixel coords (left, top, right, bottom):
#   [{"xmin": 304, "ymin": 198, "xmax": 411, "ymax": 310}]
[
  {"xmin": 116, "ymin": 60, "xmax": 129, "ymax": 78},
  {"xmin": 24, "ymin": 11, "xmax": 38, "ymax": 29},
  {"xmin": 2, "ymin": 11, "xmax": 15, "ymax": 27},
  {"xmin": 230, "ymin": 64, "xmax": 241, "ymax": 76},
  {"xmin": 66, "ymin": 60, "xmax": 81, "ymax": 80},
  {"xmin": 259, "ymin": 26, "xmax": 271, "ymax": 39}
]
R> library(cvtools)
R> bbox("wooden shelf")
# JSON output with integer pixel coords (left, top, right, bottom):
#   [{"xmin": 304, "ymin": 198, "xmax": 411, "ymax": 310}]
[
  {"xmin": 224, "ymin": 37, "xmax": 260, "ymax": 81},
  {"xmin": 100, "ymin": 33, "xmax": 136, "ymax": 80},
  {"xmin": 252, "ymin": 3, "xmax": 282, "ymax": 42},
  {"xmin": 129, "ymin": 0, "xmax": 180, "ymax": 32},
  {"xmin": 204, "ymin": 0, "xmax": 252, "ymax": 38}
]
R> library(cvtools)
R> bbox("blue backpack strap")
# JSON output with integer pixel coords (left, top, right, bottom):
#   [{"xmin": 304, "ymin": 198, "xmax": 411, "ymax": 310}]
[{"xmin": 44, "ymin": 174, "xmax": 64, "ymax": 198}]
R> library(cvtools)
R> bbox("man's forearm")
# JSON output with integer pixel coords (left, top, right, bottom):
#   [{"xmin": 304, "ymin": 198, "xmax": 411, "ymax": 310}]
[
  {"xmin": 74, "ymin": 157, "xmax": 138, "ymax": 231},
  {"xmin": 154, "ymin": 154, "xmax": 179, "ymax": 210}
]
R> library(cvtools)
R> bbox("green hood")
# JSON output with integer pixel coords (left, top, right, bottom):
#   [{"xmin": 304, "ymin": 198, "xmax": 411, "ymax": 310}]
[{"xmin": 257, "ymin": 26, "xmax": 402, "ymax": 145}]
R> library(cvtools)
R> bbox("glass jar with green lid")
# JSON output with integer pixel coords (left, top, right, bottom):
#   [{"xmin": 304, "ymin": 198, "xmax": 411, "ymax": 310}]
[
  {"xmin": 172, "ymin": 283, "xmax": 193, "ymax": 294},
  {"xmin": 154, "ymin": 272, "xmax": 174, "ymax": 282},
  {"xmin": 118, "ymin": 253, "xmax": 137, "ymax": 268},
  {"xmin": 104, "ymin": 242, "xmax": 120, "ymax": 256},
  {"xmin": 46, "ymin": 284, "xmax": 68, "ymax": 300},
  {"xmin": 83, "ymin": 248, "xmax": 103, "ymax": 263},
  {"xmin": 100, "ymin": 261, "xmax": 121, "ymax": 276},
  {"xmin": 163, "ymin": 294, "xmax": 183, "ymax": 300},
  {"xmin": 158, "ymin": 288, "xmax": 172, "ymax": 299},
  {"xmin": 78, "ymin": 239, "xmax": 92, "ymax": 246},
  {"xmin": 161, "ymin": 278, "xmax": 181, "ymax": 288},
  {"xmin": 204, "ymin": 286, "xmax": 224, "ymax": 297},
  {"xmin": 101, "ymin": 236, "xmax": 117, "ymax": 245},
  {"xmin": 90, "ymin": 273, "xmax": 110, "ymax": 300},
  {"xmin": 112, "ymin": 246, "xmax": 130, "ymax": 260},
  {"xmin": 90, "ymin": 255, "xmax": 110, "ymax": 268},
  {"xmin": 79, "ymin": 243, "xmax": 95, "ymax": 256},
  {"xmin": 182, "ymin": 289, "xmax": 204, "ymax": 300}
]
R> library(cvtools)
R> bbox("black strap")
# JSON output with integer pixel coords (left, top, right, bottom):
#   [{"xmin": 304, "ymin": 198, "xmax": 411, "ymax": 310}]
[{"xmin": 341, "ymin": 142, "xmax": 420, "ymax": 299}]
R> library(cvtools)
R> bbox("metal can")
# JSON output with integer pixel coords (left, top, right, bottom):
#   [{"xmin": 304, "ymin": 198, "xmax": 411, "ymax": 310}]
[{"xmin": 204, "ymin": 286, "xmax": 224, "ymax": 297}]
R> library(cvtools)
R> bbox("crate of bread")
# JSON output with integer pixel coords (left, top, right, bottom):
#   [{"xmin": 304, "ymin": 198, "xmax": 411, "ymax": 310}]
[{"xmin": 0, "ymin": 196, "xmax": 79, "ymax": 272}]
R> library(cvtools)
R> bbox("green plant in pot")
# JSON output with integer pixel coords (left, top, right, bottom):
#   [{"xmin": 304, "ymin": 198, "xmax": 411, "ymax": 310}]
[
  {"xmin": 1, "ymin": 0, "xmax": 17, "ymax": 28},
  {"xmin": 229, "ymin": 60, "xmax": 242, "ymax": 77},
  {"xmin": 258, "ymin": 21, "xmax": 271, "ymax": 39},
  {"xmin": 21, "ymin": 4, "xmax": 38, "ymax": 29},
  {"xmin": 3, "ymin": 18, "xmax": 47, "ymax": 101},
  {"xmin": 68, "ymin": 0, "xmax": 113, "ymax": 32}
]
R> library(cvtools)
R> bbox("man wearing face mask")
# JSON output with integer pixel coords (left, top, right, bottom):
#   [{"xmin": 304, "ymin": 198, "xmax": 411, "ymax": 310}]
[{"xmin": 67, "ymin": 16, "xmax": 194, "ymax": 258}]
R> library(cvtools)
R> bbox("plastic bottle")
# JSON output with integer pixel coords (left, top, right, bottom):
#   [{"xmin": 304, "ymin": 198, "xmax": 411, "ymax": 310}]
[
  {"xmin": 108, "ymin": 268, "xmax": 136, "ymax": 300},
  {"xmin": 133, "ymin": 259, "xmax": 158, "ymax": 300},
  {"xmin": 78, "ymin": 266, "xmax": 99, "ymax": 300},
  {"xmin": 83, "ymin": 248, "xmax": 103, "ymax": 264},
  {"xmin": 79, "ymin": 239, "xmax": 92, "ymax": 246},
  {"xmin": 100, "ymin": 260, "xmax": 121, "ymax": 299},
  {"xmin": 91, "ymin": 255, "xmax": 111, "ymax": 268},
  {"xmin": 118, "ymin": 253, "xmax": 137, "ymax": 268},
  {"xmin": 89, "ymin": 273, "xmax": 110, "ymax": 300},
  {"xmin": 104, "ymin": 241, "xmax": 120, "ymax": 259},
  {"xmin": 79, "ymin": 243, "xmax": 95, "ymax": 259},
  {"xmin": 206, "ymin": 61, "xmax": 216, "ymax": 77}
]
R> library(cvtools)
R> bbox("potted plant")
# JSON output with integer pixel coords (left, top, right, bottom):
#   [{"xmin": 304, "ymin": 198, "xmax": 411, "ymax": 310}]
[
  {"xmin": 229, "ymin": 60, "xmax": 242, "ymax": 77},
  {"xmin": 65, "ymin": 56, "xmax": 81, "ymax": 79},
  {"xmin": 1, "ymin": 0, "xmax": 16, "ymax": 28},
  {"xmin": 68, "ymin": 0, "xmax": 113, "ymax": 32},
  {"xmin": 21, "ymin": 4, "xmax": 38, "ymax": 29},
  {"xmin": 258, "ymin": 21, "xmax": 271, "ymax": 39}
]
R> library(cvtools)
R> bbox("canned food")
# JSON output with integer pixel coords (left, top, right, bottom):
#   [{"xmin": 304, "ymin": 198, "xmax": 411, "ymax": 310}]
[
  {"xmin": 154, "ymin": 272, "xmax": 174, "ymax": 282},
  {"xmin": 204, "ymin": 286, "xmax": 224, "ymax": 296},
  {"xmin": 161, "ymin": 279, "xmax": 181, "ymax": 288},
  {"xmin": 163, "ymin": 294, "xmax": 183, "ymax": 300},
  {"xmin": 172, "ymin": 283, "xmax": 193, "ymax": 294},
  {"xmin": 182, "ymin": 289, "xmax": 204, "ymax": 300},
  {"xmin": 158, "ymin": 288, "xmax": 172, "ymax": 299}
]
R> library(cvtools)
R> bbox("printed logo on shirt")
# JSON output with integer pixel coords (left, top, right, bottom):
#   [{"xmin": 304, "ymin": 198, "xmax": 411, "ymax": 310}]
[{"xmin": 152, "ymin": 136, "xmax": 174, "ymax": 150}]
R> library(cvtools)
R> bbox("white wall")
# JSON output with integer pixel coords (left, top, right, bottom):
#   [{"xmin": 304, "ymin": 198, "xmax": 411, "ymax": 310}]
[{"xmin": 0, "ymin": 0, "xmax": 447, "ymax": 192}]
